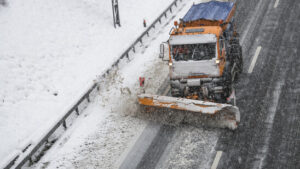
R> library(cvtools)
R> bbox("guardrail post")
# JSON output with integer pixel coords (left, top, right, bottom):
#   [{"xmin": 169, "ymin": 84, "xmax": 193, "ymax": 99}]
[
  {"xmin": 75, "ymin": 107, "xmax": 79, "ymax": 115},
  {"xmin": 63, "ymin": 120, "xmax": 67, "ymax": 129},
  {"xmin": 170, "ymin": 6, "xmax": 172, "ymax": 13},
  {"xmin": 139, "ymin": 38, "xmax": 143, "ymax": 44},
  {"xmin": 86, "ymin": 95, "xmax": 90, "ymax": 102},
  {"xmin": 164, "ymin": 12, "xmax": 167, "ymax": 18},
  {"xmin": 175, "ymin": 1, "xmax": 177, "ymax": 7},
  {"xmin": 29, "ymin": 157, "xmax": 33, "ymax": 165},
  {"xmin": 126, "ymin": 53, "xmax": 129, "ymax": 59},
  {"xmin": 132, "ymin": 46, "xmax": 136, "ymax": 53}
]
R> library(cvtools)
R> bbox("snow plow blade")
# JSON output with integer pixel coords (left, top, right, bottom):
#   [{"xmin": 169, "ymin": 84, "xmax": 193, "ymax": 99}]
[{"xmin": 138, "ymin": 94, "xmax": 240, "ymax": 130}]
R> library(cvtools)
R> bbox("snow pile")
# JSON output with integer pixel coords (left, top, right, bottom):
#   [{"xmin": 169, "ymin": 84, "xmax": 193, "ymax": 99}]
[{"xmin": 0, "ymin": 0, "xmax": 174, "ymax": 163}]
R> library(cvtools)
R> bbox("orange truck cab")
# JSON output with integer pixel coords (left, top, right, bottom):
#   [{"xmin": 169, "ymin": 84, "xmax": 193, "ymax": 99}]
[{"xmin": 160, "ymin": 1, "xmax": 243, "ymax": 102}]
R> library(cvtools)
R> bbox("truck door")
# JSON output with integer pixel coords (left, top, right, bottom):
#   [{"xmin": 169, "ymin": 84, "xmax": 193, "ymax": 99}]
[{"xmin": 219, "ymin": 36, "xmax": 226, "ymax": 75}]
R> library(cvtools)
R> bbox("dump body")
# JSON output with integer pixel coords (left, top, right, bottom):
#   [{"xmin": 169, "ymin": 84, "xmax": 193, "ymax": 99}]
[{"xmin": 180, "ymin": 1, "xmax": 236, "ymax": 30}]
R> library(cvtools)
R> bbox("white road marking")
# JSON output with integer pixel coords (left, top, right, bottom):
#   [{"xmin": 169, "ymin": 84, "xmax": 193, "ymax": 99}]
[
  {"xmin": 274, "ymin": 0, "xmax": 280, "ymax": 8},
  {"xmin": 254, "ymin": 80, "xmax": 284, "ymax": 169},
  {"xmin": 248, "ymin": 46, "xmax": 262, "ymax": 73},
  {"xmin": 211, "ymin": 151, "xmax": 223, "ymax": 169}
]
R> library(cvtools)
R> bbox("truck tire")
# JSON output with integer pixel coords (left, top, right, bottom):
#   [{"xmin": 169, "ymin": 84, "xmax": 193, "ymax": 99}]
[
  {"xmin": 236, "ymin": 45, "xmax": 243, "ymax": 74},
  {"xmin": 228, "ymin": 36, "xmax": 243, "ymax": 82},
  {"xmin": 222, "ymin": 62, "xmax": 233, "ymax": 100}
]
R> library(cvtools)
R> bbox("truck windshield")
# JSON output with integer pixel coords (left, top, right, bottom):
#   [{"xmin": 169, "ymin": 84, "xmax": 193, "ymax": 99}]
[{"xmin": 171, "ymin": 43, "xmax": 216, "ymax": 61}]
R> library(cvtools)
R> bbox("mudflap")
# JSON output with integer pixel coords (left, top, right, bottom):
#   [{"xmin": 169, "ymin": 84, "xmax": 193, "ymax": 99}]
[{"xmin": 138, "ymin": 94, "xmax": 240, "ymax": 130}]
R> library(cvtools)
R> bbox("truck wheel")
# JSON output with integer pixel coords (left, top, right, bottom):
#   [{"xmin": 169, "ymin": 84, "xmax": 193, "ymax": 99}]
[
  {"xmin": 236, "ymin": 45, "xmax": 243, "ymax": 74},
  {"xmin": 233, "ymin": 45, "xmax": 243, "ymax": 82},
  {"xmin": 229, "ymin": 37, "xmax": 243, "ymax": 82},
  {"xmin": 223, "ymin": 62, "xmax": 233, "ymax": 98}
]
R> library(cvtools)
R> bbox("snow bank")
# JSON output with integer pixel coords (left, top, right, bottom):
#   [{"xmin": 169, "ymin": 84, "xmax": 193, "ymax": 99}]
[{"xmin": 0, "ymin": 0, "xmax": 173, "ymax": 163}]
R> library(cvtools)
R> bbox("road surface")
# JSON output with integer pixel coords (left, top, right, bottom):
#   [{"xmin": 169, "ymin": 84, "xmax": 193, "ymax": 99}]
[{"xmin": 120, "ymin": 0, "xmax": 300, "ymax": 169}]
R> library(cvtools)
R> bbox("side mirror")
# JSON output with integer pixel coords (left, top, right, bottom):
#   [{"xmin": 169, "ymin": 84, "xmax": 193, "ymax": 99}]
[{"xmin": 159, "ymin": 42, "xmax": 169, "ymax": 61}]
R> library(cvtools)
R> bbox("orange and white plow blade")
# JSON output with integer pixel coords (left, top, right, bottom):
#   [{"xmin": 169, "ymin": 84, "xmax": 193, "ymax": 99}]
[{"xmin": 138, "ymin": 94, "xmax": 240, "ymax": 130}]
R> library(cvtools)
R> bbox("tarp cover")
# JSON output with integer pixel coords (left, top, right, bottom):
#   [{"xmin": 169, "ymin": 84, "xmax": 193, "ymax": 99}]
[{"xmin": 182, "ymin": 1, "xmax": 234, "ymax": 22}]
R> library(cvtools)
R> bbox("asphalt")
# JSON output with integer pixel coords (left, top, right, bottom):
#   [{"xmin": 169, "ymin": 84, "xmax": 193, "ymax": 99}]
[
  {"xmin": 120, "ymin": 0, "xmax": 300, "ymax": 168},
  {"xmin": 217, "ymin": 0, "xmax": 300, "ymax": 168}
]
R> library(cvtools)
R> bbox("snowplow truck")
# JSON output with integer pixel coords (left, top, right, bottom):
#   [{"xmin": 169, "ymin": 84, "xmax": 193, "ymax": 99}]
[{"xmin": 138, "ymin": 1, "xmax": 243, "ymax": 129}]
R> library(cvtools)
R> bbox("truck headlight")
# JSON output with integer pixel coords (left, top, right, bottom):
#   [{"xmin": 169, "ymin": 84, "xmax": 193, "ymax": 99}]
[
  {"xmin": 215, "ymin": 59, "xmax": 220, "ymax": 64},
  {"xmin": 169, "ymin": 62, "xmax": 173, "ymax": 66}
]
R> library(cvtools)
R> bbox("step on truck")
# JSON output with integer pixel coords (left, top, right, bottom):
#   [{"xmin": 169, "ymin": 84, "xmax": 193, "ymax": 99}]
[{"xmin": 138, "ymin": 1, "xmax": 243, "ymax": 129}]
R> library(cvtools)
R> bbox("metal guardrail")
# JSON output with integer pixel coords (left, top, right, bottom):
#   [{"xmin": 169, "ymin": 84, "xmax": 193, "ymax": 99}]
[
  {"xmin": 3, "ymin": 0, "xmax": 183, "ymax": 168},
  {"xmin": 3, "ymin": 82, "xmax": 98, "ymax": 169},
  {"xmin": 109, "ymin": 0, "xmax": 183, "ymax": 73}
]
